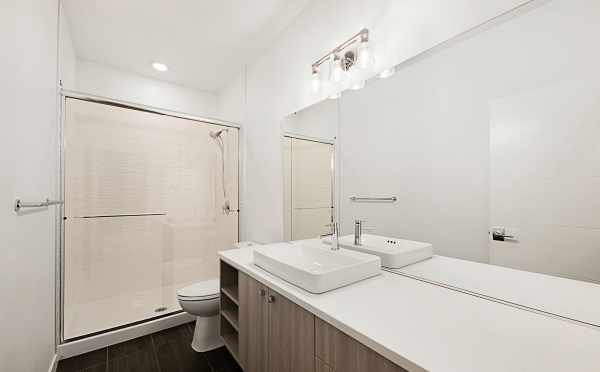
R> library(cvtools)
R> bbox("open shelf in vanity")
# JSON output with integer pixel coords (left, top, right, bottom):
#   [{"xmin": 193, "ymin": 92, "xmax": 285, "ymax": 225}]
[
  {"xmin": 220, "ymin": 260, "xmax": 241, "ymax": 365},
  {"xmin": 221, "ymin": 292, "xmax": 239, "ymax": 331}
]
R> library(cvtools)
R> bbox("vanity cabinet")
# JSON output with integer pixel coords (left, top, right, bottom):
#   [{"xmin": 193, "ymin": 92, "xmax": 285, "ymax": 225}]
[
  {"xmin": 221, "ymin": 260, "xmax": 408, "ymax": 372},
  {"xmin": 238, "ymin": 271, "xmax": 315, "ymax": 372},
  {"xmin": 315, "ymin": 318, "xmax": 407, "ymax": 372},
  {"xmin": 238, "ymin": 272, "xmax": 268, "ymax": 372},
  {"xmin": 316, "ymin": 358, "xmax": 334, "ymax": 372}
]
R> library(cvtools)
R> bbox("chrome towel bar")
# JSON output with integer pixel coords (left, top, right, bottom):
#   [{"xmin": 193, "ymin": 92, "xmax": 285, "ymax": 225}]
[
  {"xmin": 14, "ymin": 198, "xmax": 64, "ymax": 212},
  {"xmin": 349, "ymin": 196, "xmax": 397, "ymax": 202}
]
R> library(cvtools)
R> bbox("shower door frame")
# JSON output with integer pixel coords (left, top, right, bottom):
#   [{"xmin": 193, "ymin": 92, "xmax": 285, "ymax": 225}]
[
  {"xmin": 56, "ymin": 89, "xmax": 243, "ymax": 347},
  {"xmin": 283, "ymin": 132, "xmax": 336, "ymax": 240}
]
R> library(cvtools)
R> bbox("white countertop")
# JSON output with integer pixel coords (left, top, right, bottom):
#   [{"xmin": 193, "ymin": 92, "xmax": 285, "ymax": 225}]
[
  {"xmin": 219, "ymin": 242, "xmax": 600, "ymax": 372},
  {"xmin": 397, "ymin": 255, "xmax": 600, "ymax": 326}
]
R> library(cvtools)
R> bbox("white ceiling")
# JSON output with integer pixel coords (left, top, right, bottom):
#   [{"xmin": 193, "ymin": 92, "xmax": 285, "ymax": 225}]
[{"xmin": 62, "ymin": 0, "xmax": 309, "ymax": 93}]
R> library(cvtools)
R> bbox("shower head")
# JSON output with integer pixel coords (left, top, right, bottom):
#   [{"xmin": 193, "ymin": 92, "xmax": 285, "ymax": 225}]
[{"xmin": 209, "ymin": 129, "xmax": 227, "ymax": 139}]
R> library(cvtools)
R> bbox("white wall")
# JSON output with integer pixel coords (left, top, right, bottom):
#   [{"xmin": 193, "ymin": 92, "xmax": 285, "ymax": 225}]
[
  {"xmin": 282, "ymin": 99, "xmax": 338, "ymax": 141},
  {"xmin": 339, "ymin": 41, "xmax": 491, "ymax": 262},
  {"xmin": 487, "ymin": 0, "xmax": 600, "ymax": 281},
  {"xmin": 217, "ymin": 0, "xmax": 530, "ymax": 243},
  {"xmin": 490, "ymin": 76, "xmax": 600, "ymax": 282},
  {"xmin": 0, "ymin": 0, "xmax": 59, "ymax": 371},
  {"xmin": 59, "ymin": 2, "xmax": 77, "ymax": 89},
  {"xmin": 216, "ymin": 70, "xmax": 246, "ymax": 124},
  {"xmin": 74, "ymin": 60, "xmax": 219, "ymax": 119}
]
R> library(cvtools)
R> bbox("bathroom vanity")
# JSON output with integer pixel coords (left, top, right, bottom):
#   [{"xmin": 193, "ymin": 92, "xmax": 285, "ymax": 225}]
[
  {"xmin": 219, "ymin": 259, "xmax": 407, "ymax": 372},
  {"xmin": 219, "ymin": 244, "xmax": 600, "ymax": 372}
]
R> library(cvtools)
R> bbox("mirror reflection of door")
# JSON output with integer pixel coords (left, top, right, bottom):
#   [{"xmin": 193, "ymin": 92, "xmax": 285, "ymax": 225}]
[{"xmin": 283, "ymin": 136, "xmax": 333, "ymax": 241}]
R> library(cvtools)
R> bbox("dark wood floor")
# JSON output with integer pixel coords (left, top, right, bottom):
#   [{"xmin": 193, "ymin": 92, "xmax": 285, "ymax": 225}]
[{"xmin": 57, "ymin": 322, "xmax": 242, "ymax": 372}]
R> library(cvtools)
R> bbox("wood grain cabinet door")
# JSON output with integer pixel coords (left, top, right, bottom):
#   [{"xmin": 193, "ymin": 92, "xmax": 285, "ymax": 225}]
[
  {"xmin": 316, "ymin": 318, "xmax": 407, "ymax": 372},
  {"xmin": 239, "ymin": 273, "xmax": 269, "ymax": 372},
  {"xmin": 316, "ymin": 358, "xmax": 334, "ymax": 372},
  {"xmin": 267, "ymin": 289, "xmax": 315, "ymax": 372}
]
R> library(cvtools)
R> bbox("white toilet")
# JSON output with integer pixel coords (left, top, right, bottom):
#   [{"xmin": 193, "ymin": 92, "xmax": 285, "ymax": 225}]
[{"xmin": 177, "ymin": 279, "xmax": 223, "ymax": 352}]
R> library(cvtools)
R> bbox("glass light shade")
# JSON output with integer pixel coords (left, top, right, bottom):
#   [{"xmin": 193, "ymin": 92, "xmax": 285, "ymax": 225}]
[
  {"xmin": 357, "ymin": 40, "xmax": 371, "ymax": 69},
  {"xmin": 311, "ymin": 70, "xmax": 321, "ymax": 93},
  {"xmin": 331, "ymin": 56, "xmax": 344, "ymax": 83}
]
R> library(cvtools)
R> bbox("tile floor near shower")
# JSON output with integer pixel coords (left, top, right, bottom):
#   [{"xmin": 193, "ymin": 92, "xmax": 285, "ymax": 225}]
[{"xmin": 57, "ymin": 323, "xmax": 242, "ymax": 372}]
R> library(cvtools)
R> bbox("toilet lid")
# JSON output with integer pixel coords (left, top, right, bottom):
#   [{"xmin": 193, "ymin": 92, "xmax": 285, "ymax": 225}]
[{"xmin": 177, "ymin": 279, "xmax": 220, "ymax": 300}]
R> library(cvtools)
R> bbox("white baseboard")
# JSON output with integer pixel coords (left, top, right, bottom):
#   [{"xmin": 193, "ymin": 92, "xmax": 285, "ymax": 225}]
[
  {"xmin": 47, "ymin": 354, "xmax": 58, "ymax": 372},
  {"xmin": 57, "ymin": 312, "xmax": 194, "ymax": 359}
]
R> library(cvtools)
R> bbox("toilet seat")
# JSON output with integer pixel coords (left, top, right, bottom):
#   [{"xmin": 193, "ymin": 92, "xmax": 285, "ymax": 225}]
[{"xmin": 177, "ymin": 279, "xmax": 220, "ymax": 301}]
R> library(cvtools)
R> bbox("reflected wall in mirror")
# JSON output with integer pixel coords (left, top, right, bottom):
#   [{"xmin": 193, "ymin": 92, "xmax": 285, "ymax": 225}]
[
  {"xmin": 281, "ymin": 100, "xmax": 338, "ymax": 241},
  {"xmin": 336, "ymin": 0, "xmax": 600, "ymax": 327}
]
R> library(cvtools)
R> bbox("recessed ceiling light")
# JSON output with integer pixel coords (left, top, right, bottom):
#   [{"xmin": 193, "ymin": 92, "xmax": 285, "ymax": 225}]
[{"xmin": 152, "ymin": 62, "xmax": 168, "ymax": 72}]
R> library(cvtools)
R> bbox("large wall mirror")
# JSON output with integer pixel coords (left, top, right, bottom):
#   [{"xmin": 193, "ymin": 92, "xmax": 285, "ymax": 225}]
[{"xmin": 290, "ymin": 0, "xmax": 600, "ymax": 328}]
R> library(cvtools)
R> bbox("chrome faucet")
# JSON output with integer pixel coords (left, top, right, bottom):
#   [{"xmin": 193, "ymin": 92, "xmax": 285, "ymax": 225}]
[
  {"xmin": 354, "ymin": 220, "xmax": 363, "ymax": 246},
  {"xmin": 331, "ymin": 222, "xmax": 339, "ymax": 250},
  {"xmin": 321, "ymin": 222, "xmax": 340, "ymax": 250}
]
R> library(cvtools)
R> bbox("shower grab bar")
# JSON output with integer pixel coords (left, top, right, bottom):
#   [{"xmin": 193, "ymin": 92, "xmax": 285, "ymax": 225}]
[
  {"xmin": 14, "ymin": 198, "xmax": 63, "ymax": 212},
  {"xmin": 349, "ymin": 196, "xmax": 397, "ymax": 203}
]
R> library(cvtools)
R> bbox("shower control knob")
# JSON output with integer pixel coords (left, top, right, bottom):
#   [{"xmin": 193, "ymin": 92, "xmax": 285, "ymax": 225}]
[
  {"xmin": 267, "ymin": 295, "xmax": 276, "ymax": 303},
  {"xmin": 258, "ymin": 289, "xmax": 266, "ymax": 297}
]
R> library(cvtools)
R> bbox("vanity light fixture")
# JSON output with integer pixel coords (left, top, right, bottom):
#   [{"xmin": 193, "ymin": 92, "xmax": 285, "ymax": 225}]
[
  {"xmin": 152, "ymin": 62, "xmax": 168, "ymax": 72},
  {"xmin": 311, "ymin": 28, "xmax": 370, "ymax": 90}
]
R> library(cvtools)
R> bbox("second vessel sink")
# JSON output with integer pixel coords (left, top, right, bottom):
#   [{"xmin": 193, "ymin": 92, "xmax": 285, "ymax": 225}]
[
  {"xmin": 324, "ymin": 234, "xmax": 433, "ymax": 269},
  {"xmin": 253, "ymin": 241, "xmax": 381, "ymax": 293}
]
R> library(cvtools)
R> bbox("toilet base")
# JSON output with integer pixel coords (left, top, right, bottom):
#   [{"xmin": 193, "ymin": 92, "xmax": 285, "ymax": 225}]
[{"xmin": 191, "ymin": 314, "xmax": 224, "ymax": 352}]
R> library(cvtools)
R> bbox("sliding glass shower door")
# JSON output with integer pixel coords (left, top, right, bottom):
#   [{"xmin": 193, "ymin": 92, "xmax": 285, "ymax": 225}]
[{"xmin": 62, "ymin": 98, "xmax": 238, "ymax": 340}]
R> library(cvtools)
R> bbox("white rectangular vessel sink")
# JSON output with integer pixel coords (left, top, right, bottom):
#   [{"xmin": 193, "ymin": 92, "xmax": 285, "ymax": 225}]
[
  {"xmin": 324, "ymin": 234, "xmax": 433, "ymax": 269},
  {"xmin": 253, "ymin": 241, "xmax": 381, "ymax": 294}
]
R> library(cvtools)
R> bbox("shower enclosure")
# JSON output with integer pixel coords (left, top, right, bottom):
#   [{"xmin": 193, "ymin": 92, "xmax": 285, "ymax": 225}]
[{"xmin": 61, "ymin": 96, "xmax": 239, "ymax": 340}]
